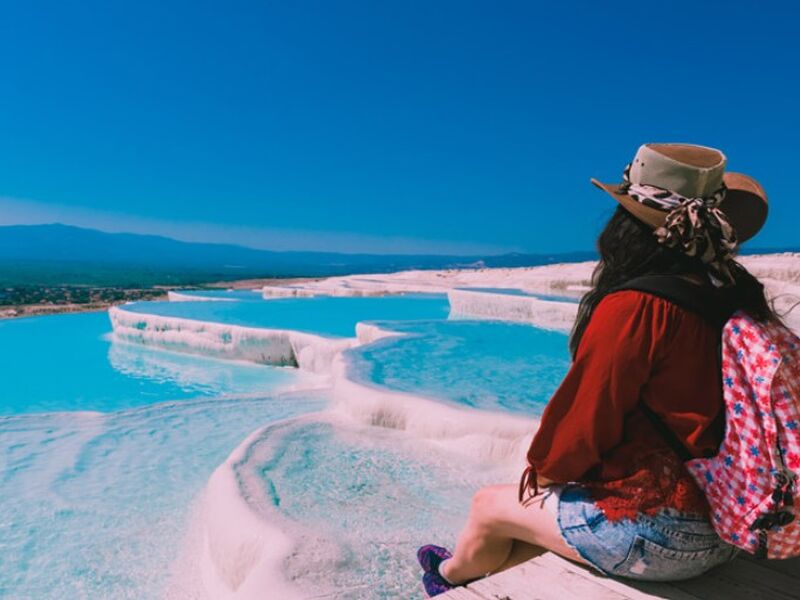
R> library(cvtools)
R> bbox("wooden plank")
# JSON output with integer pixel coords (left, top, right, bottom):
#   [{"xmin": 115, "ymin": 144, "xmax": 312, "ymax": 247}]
[
  {"xmin": 439, "ymin": 586, "xmax": 490, "ymax": 600},
  {"xmin": 439, "ymin": 550, "xmax": 800, "ymax": 600},
  {"xmin": 536, "ymin": 553, "xmax": 703, "ymax": 600},
  {"xmin": 740, "ymin": 553, "xmax": 800, "ymax": 579},
  {"xmin": 464, "ymin": 555, "xmax": 632, "ymax": 600},
  {"xmin": 673, "ymin": 558, "xmax": 800, "ymax": 600}
]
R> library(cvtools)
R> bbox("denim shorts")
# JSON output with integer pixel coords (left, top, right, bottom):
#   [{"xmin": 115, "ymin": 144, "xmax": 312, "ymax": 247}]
[{"xmin": 553, "ymin": 485, "xmax": 738, "ymax": 581}]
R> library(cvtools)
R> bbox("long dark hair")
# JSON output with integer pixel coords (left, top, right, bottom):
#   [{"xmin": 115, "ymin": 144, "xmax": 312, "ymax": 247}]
[{"xmin": 569, "ymin": 206, "xmax": 777, "ymax": 357}]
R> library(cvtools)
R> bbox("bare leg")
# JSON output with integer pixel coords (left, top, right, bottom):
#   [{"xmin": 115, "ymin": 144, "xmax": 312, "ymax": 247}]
[
  {"xmin": 441, "ymin": 484, "xmax": 585, "ymax": 584},
  {"xmin": 492, "ymin": 540, "xmax": 545, "ymax": 573}
]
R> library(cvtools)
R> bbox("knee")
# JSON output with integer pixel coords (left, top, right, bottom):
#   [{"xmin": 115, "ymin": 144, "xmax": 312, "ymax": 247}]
[{"xmin": 470, "ymin": 485, "xmax": 503, "ymax": 520}]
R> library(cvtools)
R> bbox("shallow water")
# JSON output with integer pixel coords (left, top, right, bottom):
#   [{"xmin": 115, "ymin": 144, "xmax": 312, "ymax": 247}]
[
  {"xmin": 347, "ymin": 319, "xmax": 570, "ymax": 415},
  {"xmin": 121, "ymin": 293, "xmax": 450, "ymax": 337},
  {"xmin": 0, "ymin": 393, "xmax": 326, "ymax": 599},
  {"xmin": 1, "ymin": 292, "xmax": 571, "ymax": 598},
  {"xmin": 0, "ymin": 312, "xmax": 297, "ymax": 415},
  {"xmin": 0, "ymin": 310, "xmax": 325, "ymax": 597},
  {"xmin": 236, "ymin": 417, "xmax": 505, "ymax": 599}
]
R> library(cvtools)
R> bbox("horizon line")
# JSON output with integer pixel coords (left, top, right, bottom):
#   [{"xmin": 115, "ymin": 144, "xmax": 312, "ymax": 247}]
[{"xmin": 1, "ymin": 221, "xmax": 796, "ymax": 259}]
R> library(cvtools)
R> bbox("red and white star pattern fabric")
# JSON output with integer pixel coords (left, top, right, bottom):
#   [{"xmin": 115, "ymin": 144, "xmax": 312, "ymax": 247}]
[{"xmin": 686, "ymin": 312, "xmax": 800, "ymax": 559}]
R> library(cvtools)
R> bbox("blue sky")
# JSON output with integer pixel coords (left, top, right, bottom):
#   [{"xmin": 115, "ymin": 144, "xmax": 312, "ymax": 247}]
[{"xmin": 0, "ymin": 1, "xmax": 797, "ymax": 254}]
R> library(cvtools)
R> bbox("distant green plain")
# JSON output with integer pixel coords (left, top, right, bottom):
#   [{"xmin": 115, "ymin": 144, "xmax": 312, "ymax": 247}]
[{"xmin": 0, "ymin": 260, "xmax": 278, "ymax": 288}]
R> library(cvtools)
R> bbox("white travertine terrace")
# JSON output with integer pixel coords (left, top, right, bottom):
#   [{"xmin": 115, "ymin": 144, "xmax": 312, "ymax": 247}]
[
  {"xmin": 120, "ymin": 254, "xmax": 799, "ymax": 381},
  {"xmin": 167, "ymin": 291, "xmax": 238, "ymax": 302},
  {"xmin": 260, "ymin": 262, "xmax": 596, "ymax": 299},
  {"xmin": 191, "ymin": 359, "xmax": 536, "ymax": 599},
  {"xmin": 255, "ymin": 253, "xmax": 798, "ymax": 333},
  {"xmin": 330, "ymin": 351, "xmax": 535, "ymax": 467},
  {"xmin": 150, "ymin": 254, "xmax": 800, "ymax": 598},
  {"xmin": 448, "ymin": 290, "xmax": 579, "ymax": 331},
  {"xmin": 115, "ymin": 254, "xmax": 799, "ymax": 380},
  {"xmin": 185, "ymin": 425, "xmax": 306, "ymax": 600},
  {"xmin": 354, "ymin": 321, "xmax": 403, "ymax": 344},
  {"xmin": 260, "ymin": 285, "xmax": 319, "ymax": 298},
  {"xmin": 740, "ymin": 254, "xmax": 800, "ymax": 333},
  {"xmin": 109, "ymin": 306, "xmax": 353, "ymax": 374}
]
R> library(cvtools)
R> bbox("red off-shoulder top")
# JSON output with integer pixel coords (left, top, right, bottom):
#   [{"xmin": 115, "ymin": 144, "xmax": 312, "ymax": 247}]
[{"xmin": 527, "ymin": 290, "xmax": 725, "ymax": 521}]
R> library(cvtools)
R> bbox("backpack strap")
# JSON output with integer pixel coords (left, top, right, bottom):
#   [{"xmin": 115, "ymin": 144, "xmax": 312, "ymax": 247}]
[
  {"xmin": 610, "ymin": 274, "xmax": 732, "ymax": 462},
  {"xmin": 610, "ymin": 274, "xmax": 732, "ymax": 329},
  {"xmin": 639, "ymin": 403, "xmax": 694, "ymax": 462}
]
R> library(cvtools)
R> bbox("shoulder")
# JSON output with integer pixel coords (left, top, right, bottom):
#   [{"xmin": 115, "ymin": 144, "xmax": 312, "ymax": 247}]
[
  {"xmin": 587, "ymin": 290, "xmax": 695, "ymax": 346},
  {"xmin": 594, "ymin": 289, "xmax": 678, "ymax": 320},
  {"xmin": 596, "ymin": 288, "xmax": 707, "ymax": 319},
  {"xmin": 574, "ymin": 291, "xmax": 667, "ymax": 364},
  {"xmin": 589, "ymin": 289, "xmax": 715, "ymax": 355}
]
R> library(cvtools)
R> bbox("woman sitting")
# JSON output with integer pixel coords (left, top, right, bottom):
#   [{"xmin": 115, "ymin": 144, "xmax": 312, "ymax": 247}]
[{"xmin": 417, "ymin": 143, "xmax": 775, "ymax": 596}]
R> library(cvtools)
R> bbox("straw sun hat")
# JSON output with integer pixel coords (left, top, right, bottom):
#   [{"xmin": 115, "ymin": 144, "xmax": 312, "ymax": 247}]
[{"xmin": 591, "ymin": 143, "xmax": 768, "ymax": 243}]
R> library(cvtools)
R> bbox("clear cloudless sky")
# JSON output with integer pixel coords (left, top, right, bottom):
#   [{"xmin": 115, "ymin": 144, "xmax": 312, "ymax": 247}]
[{"xmin": 0, "ymin": 1, "xmax": 797, "ymax": 254}]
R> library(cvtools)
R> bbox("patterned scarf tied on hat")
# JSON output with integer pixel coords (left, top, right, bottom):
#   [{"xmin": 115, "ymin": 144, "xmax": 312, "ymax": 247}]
[{"xmin": 620, "ymin": 164, "xmax": 739, "ymax": 287}]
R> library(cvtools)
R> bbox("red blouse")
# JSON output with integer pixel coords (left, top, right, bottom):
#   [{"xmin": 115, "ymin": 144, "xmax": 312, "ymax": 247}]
[{"xmin": 527, "ymin": 290, "xmax": 725, "ymax": 521}]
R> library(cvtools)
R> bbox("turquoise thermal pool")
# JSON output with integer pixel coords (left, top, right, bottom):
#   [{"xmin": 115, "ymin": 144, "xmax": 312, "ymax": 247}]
[
  {"xmin": 234, "ymin": 418, "xmax": 505, "ymax": 599},
  {"xmin": 0, "ymin": 392, "xmax": 326, "ymax": 599},
  {"xmin": 0, "ymin": 312, "xmax": 298, "ymax": 415},
  {"xmin": 0, "ymin": 311, "xmax": 326, "ymax": 597},
  {"xmin": 121, "ymin": 293, "xmax": 450, "ymax": 337},
  {"xmin": 347, "ymin": 319, "xmax": 571, "ymax": 415},
  {"xmin": 0, "ymin": 289, "xmax": 576, "ymax": 598}
]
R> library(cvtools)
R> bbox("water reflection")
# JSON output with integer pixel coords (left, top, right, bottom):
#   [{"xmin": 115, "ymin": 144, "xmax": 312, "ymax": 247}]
[{"xmin": 108, "ymin": 340, "xmax": 297, "ymax": 398}]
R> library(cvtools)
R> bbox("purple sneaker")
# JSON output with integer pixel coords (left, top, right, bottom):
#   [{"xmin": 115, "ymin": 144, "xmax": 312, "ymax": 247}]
[
  {"xmin": 416, "ymin": 544, "xmax": 452, "ymax": 574},
  {"xmin": 422, "ymin": 570, "xmax": 455, "ymax": 597}
]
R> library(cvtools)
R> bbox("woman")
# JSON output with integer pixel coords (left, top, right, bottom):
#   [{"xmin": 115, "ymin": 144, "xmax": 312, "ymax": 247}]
[{"xmin": 417, "ymin": 143, "xmax": 776, "ymax": 596}]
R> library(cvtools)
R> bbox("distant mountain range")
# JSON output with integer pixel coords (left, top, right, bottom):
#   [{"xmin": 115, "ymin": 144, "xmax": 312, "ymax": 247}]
[
  {"xmin": 0, "ymin": 223, "xmax": 597, "ymax": 287},
  {"xmin": 0, "ymin": 223, "xmax": 794, "ymax": 288}
]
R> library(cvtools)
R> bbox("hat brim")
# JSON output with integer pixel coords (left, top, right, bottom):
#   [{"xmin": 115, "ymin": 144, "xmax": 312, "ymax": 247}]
[{"xmin": 590, "ymin": 172, "xmax": 768, "ymax": 243}]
